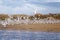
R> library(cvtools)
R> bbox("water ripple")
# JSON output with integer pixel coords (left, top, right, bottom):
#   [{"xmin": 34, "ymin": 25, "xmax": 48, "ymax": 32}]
[{"xmin": 0, "ymin": 30, "xmax": 60, "ymax": 40}]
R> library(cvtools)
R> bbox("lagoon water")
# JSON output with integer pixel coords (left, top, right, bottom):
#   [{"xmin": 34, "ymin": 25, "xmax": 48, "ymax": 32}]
[{"xmin": 0, "ymin": 30, "xmax": 60, "ymax": 40}]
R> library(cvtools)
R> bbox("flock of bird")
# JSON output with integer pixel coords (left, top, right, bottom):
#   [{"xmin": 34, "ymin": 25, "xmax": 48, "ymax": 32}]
[{"xmin": 0, "ymin": 17, "xmax": 60, "ymax": 27}]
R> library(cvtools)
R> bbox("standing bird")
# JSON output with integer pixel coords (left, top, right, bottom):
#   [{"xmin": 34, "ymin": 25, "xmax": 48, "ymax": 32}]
[{"xmin": 1, "ymin": 21, "xmax": 8, "ymax": 27}]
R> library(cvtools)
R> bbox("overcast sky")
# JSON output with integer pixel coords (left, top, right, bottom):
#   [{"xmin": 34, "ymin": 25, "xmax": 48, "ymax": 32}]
[{"xmin": 0, "ymin": 0, "xmax": 60, "ymax": 15}]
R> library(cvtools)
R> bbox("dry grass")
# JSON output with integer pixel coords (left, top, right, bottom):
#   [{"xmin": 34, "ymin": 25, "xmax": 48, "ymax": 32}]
[{"xmin": 0, "ymin": 23, "xmax": 60, "ymax": 32}]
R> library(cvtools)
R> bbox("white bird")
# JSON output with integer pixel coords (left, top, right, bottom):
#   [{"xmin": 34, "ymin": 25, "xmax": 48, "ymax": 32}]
[{"xmin": 1, "ymin": 21, "xmax": 7, "ymax": 27}]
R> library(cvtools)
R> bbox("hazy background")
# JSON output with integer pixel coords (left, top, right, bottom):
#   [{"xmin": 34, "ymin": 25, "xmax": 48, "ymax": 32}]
[{"xmin": 0, "ymin": 0, "xmax": 60, "ymax": 15}]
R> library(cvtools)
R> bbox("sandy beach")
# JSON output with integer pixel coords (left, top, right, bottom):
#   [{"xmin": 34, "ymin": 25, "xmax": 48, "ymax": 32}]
[{"xmin": 0, "ymin": 23, "xmax": 60, "ymax": 32}]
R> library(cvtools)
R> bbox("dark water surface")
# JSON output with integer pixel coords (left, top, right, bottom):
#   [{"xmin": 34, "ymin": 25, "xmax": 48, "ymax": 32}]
[{"xmin": 0, "ymin": 30, "xmax": 60, "ymax": 40}]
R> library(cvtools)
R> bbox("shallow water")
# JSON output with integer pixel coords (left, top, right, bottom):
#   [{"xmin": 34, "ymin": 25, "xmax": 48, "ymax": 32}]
[{"xmin": 0, "ymin": 30, "xmax": 60, "ymax": 40}]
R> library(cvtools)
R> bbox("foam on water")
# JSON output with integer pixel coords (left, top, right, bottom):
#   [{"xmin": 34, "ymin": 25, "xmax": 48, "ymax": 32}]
[{"xmin": 0, "ymin": 30, "xmax": 60, "ymax": 40}]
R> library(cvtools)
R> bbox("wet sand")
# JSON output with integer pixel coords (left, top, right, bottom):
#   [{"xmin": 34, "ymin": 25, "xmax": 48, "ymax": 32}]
[{"xmin": 0, "ymin": 23, "xmax": 60, "ymax": 32}]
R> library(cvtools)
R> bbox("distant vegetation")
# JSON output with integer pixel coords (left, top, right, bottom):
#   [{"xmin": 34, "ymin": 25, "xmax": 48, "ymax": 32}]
[
  {"xmin": 0, "ymin": 13, "xmax": 60, "ymax": 20},
  {"xmin": 29, "ymin": 16, "xmax": 34, "ymax": 20},
  {"xmin": 34, "ymin": 13, "xmax": 60, "ymax": 20},
  {"xmin": 0, "ymin": 14, "xmax": 9, "ymax": 20}
]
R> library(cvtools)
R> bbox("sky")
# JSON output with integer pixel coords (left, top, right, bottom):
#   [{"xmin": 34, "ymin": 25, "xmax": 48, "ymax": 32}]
[{"xmin": 0, "ymin": 0, "xmax": 60, "ymax": 15}]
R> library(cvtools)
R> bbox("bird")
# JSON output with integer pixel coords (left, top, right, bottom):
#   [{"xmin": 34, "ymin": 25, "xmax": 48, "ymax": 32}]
[{"xmin": 1, "ymin": 21, "xmax": 7, "ymax": 27}]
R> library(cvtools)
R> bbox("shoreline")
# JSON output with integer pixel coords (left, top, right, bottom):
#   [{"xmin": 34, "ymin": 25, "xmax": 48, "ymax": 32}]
[{"xmin": 0, "ymin": 23, "xmax": 60, "ymax": 32}]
